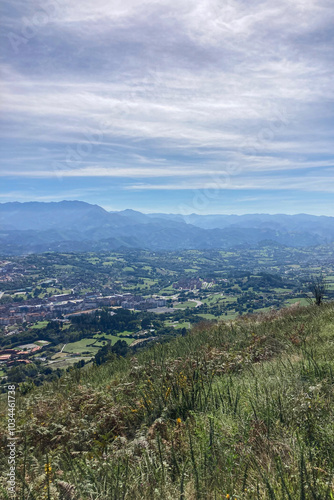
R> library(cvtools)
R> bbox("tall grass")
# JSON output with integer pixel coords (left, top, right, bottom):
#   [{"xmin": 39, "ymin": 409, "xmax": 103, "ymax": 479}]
[{"xmin": 1, "ymin": 303, "xmax": 334, "ymax": 498}]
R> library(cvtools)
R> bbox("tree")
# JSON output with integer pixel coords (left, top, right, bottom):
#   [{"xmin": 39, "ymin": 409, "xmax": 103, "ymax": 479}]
[
  {"xmin": 111, "ymin": 340, "xmax": 128, "ymax": 357},
  {"xmin": 310, "ymin": 275, "xmax": 327, "ymax": 306},
  {"xmin": 141, "ymin": 317, "xmax": 151, "ymax": 329}
]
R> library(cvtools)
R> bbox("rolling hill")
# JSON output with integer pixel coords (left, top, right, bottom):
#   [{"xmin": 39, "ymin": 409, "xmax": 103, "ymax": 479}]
[{"xmin": 1, "ymin": 302, "xmax": 333, "ymax": 498}]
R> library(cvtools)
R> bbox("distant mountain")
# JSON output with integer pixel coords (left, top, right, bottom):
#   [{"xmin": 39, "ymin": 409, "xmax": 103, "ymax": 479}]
[
  {"xmin": 148, "ymin": 212, "xmax": 334, "ymax": 237},
  {"xmin": 0, "ymin": 201, "xmax": 333, "ymax": 254},
  {"xmin": 0, "ymin": 201, "xmax": 130, "ymax": 232}
]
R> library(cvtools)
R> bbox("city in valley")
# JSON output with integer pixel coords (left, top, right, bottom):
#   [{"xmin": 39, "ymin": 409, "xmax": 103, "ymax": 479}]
[{"xmin": 0, "ymin": 246, "xmax": 333, "ymax": 387}]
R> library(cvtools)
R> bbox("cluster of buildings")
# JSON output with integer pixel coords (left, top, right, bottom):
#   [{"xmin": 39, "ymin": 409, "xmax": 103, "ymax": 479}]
[
  {"xmin": 63, "ymin": 292, "xmax": 166, "ymax": 313},
  {"xmin": 0, "ymin": 259, "xmax": 168, "ymax": 329},
  {"xmin": 173, "ymin": 278, "xmax": 203, "ymax": 290},
  {"xmin": 0, "ymin": 343, "xmax": 44, "ymax": 367},
  {"xmin": 172, "ymin": 278, "xmax": 216, "ymax": 291},
  {"xmin": 0, "ymin": 290, "xmax": 167, "ymax": 329},
  {"xmin": 0, "ymin": 261, "xmax": 30, "ymax": 284},
  {"xmin": 120, "ymin": 296, "xmax": 166, "ymax": 310}
]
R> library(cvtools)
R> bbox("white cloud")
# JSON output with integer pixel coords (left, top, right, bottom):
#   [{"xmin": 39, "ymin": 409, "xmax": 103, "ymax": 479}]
[
  {"xmin": 1, "ymin": 0, "xmax": 334, "ymax": 195},
  {"xmin": 0, "ymin": 189, "xmax": 100, "ymax": 202},
  {"xmin": 126, "ymin": 173, "xmax": 334, "ymax": 192}
]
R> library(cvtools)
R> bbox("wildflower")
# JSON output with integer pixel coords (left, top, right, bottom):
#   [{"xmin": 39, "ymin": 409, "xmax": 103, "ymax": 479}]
[
  {"xmin": 44, "ymin": 463, "xmax": 52, "ymax": 473},
  {"xmin": 176, "ymin": 418, "xmax": 182, "ymax": 425},
  {"xmin": 226, "ymin": 495, "xmax": 230, "ymax": 499}
]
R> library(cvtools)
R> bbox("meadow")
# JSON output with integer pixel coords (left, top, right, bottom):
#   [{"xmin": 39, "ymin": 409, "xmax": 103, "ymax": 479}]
[{"xmin": 0, "ymin": 302, "xmax": 334, "ymax": 499}]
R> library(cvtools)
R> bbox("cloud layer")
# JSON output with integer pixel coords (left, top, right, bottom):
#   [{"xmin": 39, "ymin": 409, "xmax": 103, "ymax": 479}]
[{"xmin": 1, "ymin": 0, "xmax": 334, "ymax": 212}]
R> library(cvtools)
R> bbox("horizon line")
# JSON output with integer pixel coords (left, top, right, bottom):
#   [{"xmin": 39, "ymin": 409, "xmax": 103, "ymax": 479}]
[{"xmin": 0, "ymin": 199, "xmax": 333, "ymax": 218}]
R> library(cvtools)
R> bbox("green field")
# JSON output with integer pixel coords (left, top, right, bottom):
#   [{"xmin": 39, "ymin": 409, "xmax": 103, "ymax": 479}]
[
  {"xmin": 165, "ymin": 320, "xmax": 191, "ymax": 329},
  {"xmin": 49, "ymin": 356, "xmax": 92, "ymax": 370},
  {"xmin": 175, "ymin": 300, "xmax": 197, "ymax": 309},
  {"xmin": 63, "ymin": 338, "xmax": 103, "ymax": 354},
  {"xmin": 115, "ymin": 330, "xmax": 135, "ymax": 337},
  {"xmin": 174, "ymin": 321, "xmax": 191, "ymax": 329},
  {"xmin": 196, "ymin": 313, "xmax": 217, "ymax": 320},
  {"xmin": 31, "ymin": 321, "xmax": 49, "ymax": 329},
  {"xmin": 285, "ymin": 297, "xmax": 309, "ymax": 306},
  {"xmin": 202, "ymin": 293, "xmax": 226, "ymax": 305},
  {"xmin": 93, "ymin": 333, "xmax": 134, "ymax": 344}
]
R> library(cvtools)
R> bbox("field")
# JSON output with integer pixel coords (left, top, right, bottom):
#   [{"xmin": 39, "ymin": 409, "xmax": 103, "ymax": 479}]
[
  {"xmin": 175, "ymin": 300, "xmax": 197, "ymax": 309},
  {"xmin": 196, "ymin": 313, "xmax": 217, "ymax": 320},
  {"xmin": 63, "ymin": 338, "xmax": 105, "ymax": 354},
  {"xmin": 93, "ymin": 333, "xmax": 134, "ymax": 344},
  {"xmin": 63, "ymin": 335, "xmax": 134, "ymax": 355},
  {"xmin": 31, "ymin": 321, "xmax": 49, "ymax": 329},
  {"xmin": 284, "ymin": 297, "xmax": 310, "ymax": 306},
  {"xmin": 165, "ymin": 320, "xmax": 191, "ymax": 329},
  {"xmin": 49, "ymin": 356, "xmax": 92, "ymax": 370},
  {"xmin": 1, "ymin": 302, "xmax": 334, "ymax": 499}
]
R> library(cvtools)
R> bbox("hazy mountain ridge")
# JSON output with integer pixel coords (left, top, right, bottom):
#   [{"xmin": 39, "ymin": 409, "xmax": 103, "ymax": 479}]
[
  {"xmin": 148, "ymin": 212, "xmax": 334, "ymax": 234},
  {"xmin": 0, "ymin": 201, "xmax": 332, "ymax": 254}
]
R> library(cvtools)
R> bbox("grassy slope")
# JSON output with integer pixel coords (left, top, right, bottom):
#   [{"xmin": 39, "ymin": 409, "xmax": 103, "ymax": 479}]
[{"xmin": 1, "ymin": 303, "xmax": 334, "ymax": 499}]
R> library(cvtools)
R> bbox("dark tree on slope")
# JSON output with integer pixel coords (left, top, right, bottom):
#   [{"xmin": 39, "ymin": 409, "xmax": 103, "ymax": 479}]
[{"xmin": 310, "ymin": 275, "xmax": 327, "ymax": 306}]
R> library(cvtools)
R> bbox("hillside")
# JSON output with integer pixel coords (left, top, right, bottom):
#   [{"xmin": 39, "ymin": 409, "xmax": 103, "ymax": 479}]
[
  {"xmin": 1, "ymin": 303, "xmax": 334, "ymax": 499},
  {"xmin": 1, "ymin": 202, "xmax": 334, "ymax": 254}
]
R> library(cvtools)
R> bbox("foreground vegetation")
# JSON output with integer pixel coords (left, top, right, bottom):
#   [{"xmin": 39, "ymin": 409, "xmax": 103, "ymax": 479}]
[{"xmin": 1, "ymin": 302, "xmax": 334, "ymax": 499}]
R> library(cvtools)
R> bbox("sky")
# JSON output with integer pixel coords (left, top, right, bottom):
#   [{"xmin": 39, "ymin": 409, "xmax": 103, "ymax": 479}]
[{"xmin": 1, "ymin": 0, "xmax": 334, "ymax": 215}]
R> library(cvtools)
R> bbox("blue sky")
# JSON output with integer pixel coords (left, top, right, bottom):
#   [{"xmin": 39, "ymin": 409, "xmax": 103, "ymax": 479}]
[{"xmin": 1, "ymin": 0, "xmax": 334, "ymax": 214}]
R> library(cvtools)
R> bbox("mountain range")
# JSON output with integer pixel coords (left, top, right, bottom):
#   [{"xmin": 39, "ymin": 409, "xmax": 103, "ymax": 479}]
[{"xmin": 0, "ymin": 201, "xmax": 333, "ymax": 254}]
